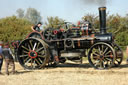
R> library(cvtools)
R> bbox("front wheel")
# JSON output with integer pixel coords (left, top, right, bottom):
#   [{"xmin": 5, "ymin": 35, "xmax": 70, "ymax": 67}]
[{"xmin": 88, "ymin": 42, "xmax": 116, "ymax": 69}]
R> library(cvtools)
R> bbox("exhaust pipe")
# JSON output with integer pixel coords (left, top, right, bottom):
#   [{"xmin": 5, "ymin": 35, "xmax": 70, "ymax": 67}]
[{"xmin": 99, "ymin": 7, "xmax": 106, "ymax": 34}]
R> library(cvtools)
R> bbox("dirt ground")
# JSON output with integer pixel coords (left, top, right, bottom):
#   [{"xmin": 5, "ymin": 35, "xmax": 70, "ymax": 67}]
[{"xmin": 0, "ymin": 61, "xmax": 128, "ymax": 85}]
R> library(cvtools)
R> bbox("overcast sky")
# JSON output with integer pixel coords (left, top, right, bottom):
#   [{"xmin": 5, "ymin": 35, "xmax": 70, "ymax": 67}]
[{"xmin": 0, "ymin": 0, "xmax": 128, "ymax": 22}]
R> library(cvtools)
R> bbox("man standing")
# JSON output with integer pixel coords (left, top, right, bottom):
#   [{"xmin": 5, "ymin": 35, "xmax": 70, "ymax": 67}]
[
  {"xmin": 2, "ymin": 43, "xmax": 15, "ymax": 75},
  {"xmin": 31, "ymin": 22, "xmax": 42, "ymax": 32},
  {"xmin": 126, "ymin": 46, "xmax": 128, "ymax": 64},
  {"xmin": 0, "ymin": 41, "xmax": 3, "ymax": 74}
]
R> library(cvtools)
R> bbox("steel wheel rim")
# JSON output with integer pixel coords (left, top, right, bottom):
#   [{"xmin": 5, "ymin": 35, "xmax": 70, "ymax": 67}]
[
  {"xmin": 26, "ymin": 31, "xmax": 44, "ymax": 40},
  {"xmin": 88, "ymin": 42, "xmax": 116, "ymax": 69}
]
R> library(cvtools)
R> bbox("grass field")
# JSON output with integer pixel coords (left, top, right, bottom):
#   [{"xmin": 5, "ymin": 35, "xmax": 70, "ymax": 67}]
[
  {"xmin": 0, "ymin": 59, "xmax": 128, "ymax": 85},
  {"xmin": 0, "ymin": 50, "xmax": 127, "ymax": 85}
]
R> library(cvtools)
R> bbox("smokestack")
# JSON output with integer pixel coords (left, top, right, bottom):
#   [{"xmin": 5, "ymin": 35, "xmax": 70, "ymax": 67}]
[{"xmin": 99, "ymin": 7, "xmax": 106, "ymax": 34}]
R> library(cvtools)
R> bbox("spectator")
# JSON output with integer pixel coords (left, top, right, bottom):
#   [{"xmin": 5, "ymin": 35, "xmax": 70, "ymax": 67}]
[
  {"xmin": 2, "ymin": 43, "xmax": 15, "ymax": 75},
  {"xmin": 126, "ymin": 46, "xmax": 128, "ymax": 64},
  {"xmin": 0, "ymin": 41, "xmax": 3, "ymax": 74}
]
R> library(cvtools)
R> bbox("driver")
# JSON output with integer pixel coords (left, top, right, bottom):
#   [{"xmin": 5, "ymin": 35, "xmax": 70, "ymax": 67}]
[{"xmin": 31, "ymin": 22, "xmax": 42, "ymax": 32}]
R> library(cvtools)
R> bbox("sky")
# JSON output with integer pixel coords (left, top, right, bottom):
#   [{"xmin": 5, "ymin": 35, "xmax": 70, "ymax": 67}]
[{"xmin": 0, "ymin": 0, "xmax": 128, "ymax": 23}]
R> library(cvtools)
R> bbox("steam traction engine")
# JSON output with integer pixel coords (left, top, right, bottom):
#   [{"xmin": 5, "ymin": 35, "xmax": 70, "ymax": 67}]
[{"xmin": 17, "ymin": 7, "xmax": 123, "ymax": 70}]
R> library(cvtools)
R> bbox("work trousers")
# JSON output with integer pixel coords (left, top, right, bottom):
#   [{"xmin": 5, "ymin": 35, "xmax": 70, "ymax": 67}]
[
  {"xmin": 5, "ymin": 58, "xmax": 15, "ymax": 74},
  {"xmin": 0, "ymin": 58, "xmax": 3, "ymax": 72}
]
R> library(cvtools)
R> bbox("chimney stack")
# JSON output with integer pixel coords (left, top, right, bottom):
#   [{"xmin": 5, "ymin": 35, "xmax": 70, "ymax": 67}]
[{"xmin": 99, "ymin": 7, "xmax": 106, "ymax": 34}]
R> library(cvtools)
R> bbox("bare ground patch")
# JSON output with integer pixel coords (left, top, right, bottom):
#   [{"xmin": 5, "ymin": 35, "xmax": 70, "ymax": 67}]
[{"xmin": 0, "ymin": 61, "xmax": 128, "ymax": 85}]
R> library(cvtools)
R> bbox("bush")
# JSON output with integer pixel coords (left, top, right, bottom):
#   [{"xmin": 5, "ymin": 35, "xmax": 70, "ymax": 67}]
[{"xmin": 0, "ymin": 16, "xmax": 32, "ymax": 42}]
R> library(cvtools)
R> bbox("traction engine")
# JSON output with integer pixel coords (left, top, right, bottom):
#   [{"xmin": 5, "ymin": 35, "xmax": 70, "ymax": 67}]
[{"xmin": 17, "ymin": 7, "xmax": 123, "ymax": 70}]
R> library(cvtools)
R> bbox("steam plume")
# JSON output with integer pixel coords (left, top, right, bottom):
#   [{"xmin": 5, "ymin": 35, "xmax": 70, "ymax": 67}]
[{"xmin": 80, "ymin": 0, "xmax": 108, "ymax": 7}]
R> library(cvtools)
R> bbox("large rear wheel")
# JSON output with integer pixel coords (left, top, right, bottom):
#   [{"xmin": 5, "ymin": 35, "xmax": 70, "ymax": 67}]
[{"xmin": 17, "ymin": 38, "xmax": 50, "ymax": 69}]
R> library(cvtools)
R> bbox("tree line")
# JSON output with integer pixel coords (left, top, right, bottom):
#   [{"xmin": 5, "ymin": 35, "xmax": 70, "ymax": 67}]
[{"xmin": 0, "ymin": 8, "xmax": 128, "ymax": 49}]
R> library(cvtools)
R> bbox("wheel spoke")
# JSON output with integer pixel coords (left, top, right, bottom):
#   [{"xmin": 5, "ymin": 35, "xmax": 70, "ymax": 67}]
[
  {"xmin": 38, "ymin": 58, "xmax": 43, "ymax": 64},
  {"xmin": 37, "ymin": 51, "xmax": 45, "ymax": 56},
  {"xmin": 24, "ymin": 58, "xmax": 31, "ymax": 65},
  {"xmin": 104, "ymin": 55, "xmax": 114, "ymax": 58},
  {"xmin": 33, "ymin": 43, "xmax": 37, "ymax": 51},
  {"xmin": 38, "ymin": 55, "xmax": 45, "ymax": 58},
  {"xmin": 105, "ymin": 51, "xmax": 112, "ymax": 55},
  {"xmin": 94, "ymin": 60, "xmax": 100, "ymax": 67},
  {"xmin": 98, "ymin": 46, "xmax": 101, "ymax": 55},
  {"xmin": 33, "ymin": 60, "xmax": 36, "ymax": 68},
  {"xmin": 31, "ymin": 58, "xmax": 33, "ymax": 67},
  {"xmin": 29, "ymin": 40, "xmax": 34, "ymax": 49},
  {"xmin": 92, "ymin": 51, "xmax": 100, "ymax": 56},
  {"xmin": 34, "ymin": 58, "xmax": 41, "ymax": 65},
  {"xmin": 23, "ymin": 50, "xmax": 28, "ymax": 54},
  {"xmin": 103, "ymin": 47, "xmax": 108, "ymax": 55},
  {"xmin": 22, "ymin": 46, "xmax": 29, "ymax": 51},
  {"xmin": 104, "ymin": 57, "xmax": 112, "ymax": 61},
  {"xmin": 28, "ymin": 44, "xmax": 32, "ymax": 50},
  {"xmin": 93, "ymin": 56, "xmax": 100, "ymax": 60},
  {"xmin": 36, "ymin": 47, "xmax": 44, "ymax": 52},
  {"xmin": 20, "ymin": 55, "xmax": 28, "ymax": 57},
  {"xmin": 24, "ymin": 57, "xmax": 30, "ymax": 63},
  {"xmin": 92, "ymin": 48, "xmax": 100, "ymax": 55},
  {"xmin": 36, "ymin": 42, "xmax": 40, "ymax": 50}
]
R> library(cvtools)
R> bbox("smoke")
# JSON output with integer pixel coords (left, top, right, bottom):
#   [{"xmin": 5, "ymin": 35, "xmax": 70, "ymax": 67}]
[
  {"xmin": 80, "ymin": 0, "xmax": 108, "ymax": 7},
  {"xmin": 40, "ymin": 0, "xmax": 111, "ymax": 22}
]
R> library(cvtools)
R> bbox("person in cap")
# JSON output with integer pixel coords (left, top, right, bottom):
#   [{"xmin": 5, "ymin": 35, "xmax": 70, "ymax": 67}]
[
  {"xmin": 0, "ymin": 41, "xmax": 3, "ymax": 74},
  {"xmin": 31, "ymin": 22, "xmax": 42, "ymax": 32},
  {"xmin": 2, "ymin": 43, "xmax": 15, "ymax": 75}
]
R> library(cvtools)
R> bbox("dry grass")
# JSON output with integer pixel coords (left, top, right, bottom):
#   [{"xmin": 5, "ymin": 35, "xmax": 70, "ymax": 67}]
[{"xmin": 0, "ymin": 60, "xmax": 128, "ymax": 85}]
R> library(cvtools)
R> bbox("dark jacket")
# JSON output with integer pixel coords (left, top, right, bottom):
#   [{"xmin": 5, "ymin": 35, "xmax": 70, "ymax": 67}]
[
  {"xmin": 0, "ymin": 46, "xmax": 2, "ymax": 55},
  {"xmin": 2, "ymin": 48, "xmax": 13, "ymax": 59},
  {"xmin": 33, "ymin": 25, "xmax": 40, "ymax": 32}
]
